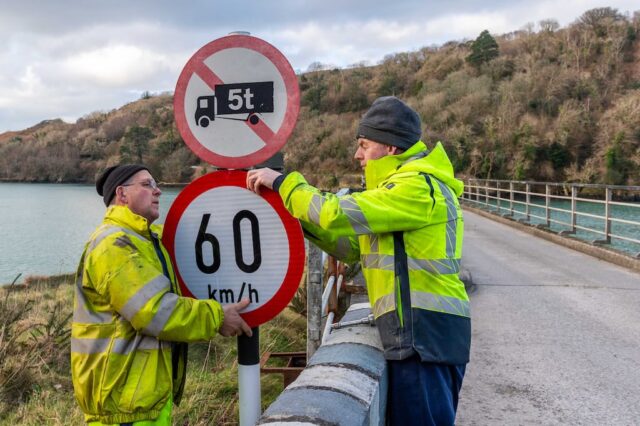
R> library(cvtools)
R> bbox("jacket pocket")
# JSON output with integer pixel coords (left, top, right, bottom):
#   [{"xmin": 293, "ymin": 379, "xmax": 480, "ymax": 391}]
[{"xmin": 120, "ymin": 351, "xmax": 150, "ymax": 411}]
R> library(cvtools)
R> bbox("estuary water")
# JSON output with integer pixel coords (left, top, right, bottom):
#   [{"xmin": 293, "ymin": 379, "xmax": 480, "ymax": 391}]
[
  {"xmin": 0, "ymin": 183, "xmax": 180, "ymax": 284},
  {"xmin": 1, "ymin": 183, "xmax": 638, "ymax": 284}
]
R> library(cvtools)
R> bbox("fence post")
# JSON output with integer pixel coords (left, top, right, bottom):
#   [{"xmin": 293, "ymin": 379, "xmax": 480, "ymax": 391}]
[
  {"xmin": 545, "ymin": 184, "xmax": 551, "ymax": 227},
  {"xmin": 484, "ymin": 180, "xmax": 489, "ymax": 208},
  {"xmin": 496, "ymin": 181, "xmax": 501, "ymax": 214},
  {"xmin": 307, "ymin": 242, "xmax": 323, "ymax": 359},
  {"xmin": 604, "ymin": 187, "xmax": 612, "ymax": 244},
  {"xmin": 525, "ymin": 182, "xmax": 531, "ymax": 222},
  {"xmin": 509, "ymin": 182, "xmax": 514, "ymax": 216},
  {"xmin": 571, "ymin": 186, "xmax": 577, "ymax": 233}
]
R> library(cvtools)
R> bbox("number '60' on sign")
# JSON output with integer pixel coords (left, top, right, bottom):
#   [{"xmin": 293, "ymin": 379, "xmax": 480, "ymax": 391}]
[{"xmin": 163, "ymin": 170, "xmax": 305, "ymax": 328}]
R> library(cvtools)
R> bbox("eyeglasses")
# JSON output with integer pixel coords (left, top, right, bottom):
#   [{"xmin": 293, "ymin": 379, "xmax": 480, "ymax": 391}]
[{"xmin": 121, "ymin": 179, "xmax": 160, "ymax": 190}]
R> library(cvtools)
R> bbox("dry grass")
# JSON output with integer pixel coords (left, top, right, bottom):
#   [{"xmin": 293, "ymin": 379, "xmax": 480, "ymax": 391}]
[
  {"xmin": 0, "ymin": 275, "xmax": 307, "ymax": 425},
  {"xmin": 0, "ymin": 274, "xmax": 76, "ymax": 424}
]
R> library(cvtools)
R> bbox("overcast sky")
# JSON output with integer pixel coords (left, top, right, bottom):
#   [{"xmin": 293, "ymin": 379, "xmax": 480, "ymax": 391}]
[{"xmin": 0, "ymin": 0, "xmax": 637, "ymax": 133}]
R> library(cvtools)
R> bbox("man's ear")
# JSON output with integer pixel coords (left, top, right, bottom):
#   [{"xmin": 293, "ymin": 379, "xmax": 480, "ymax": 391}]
[
  {"xmin": 115, "ymin": 186, "xmax": 126, "ymax": 205},
  {"xmin": 387, "ymin": 145, "xmax": 399, "ymax": 155}
]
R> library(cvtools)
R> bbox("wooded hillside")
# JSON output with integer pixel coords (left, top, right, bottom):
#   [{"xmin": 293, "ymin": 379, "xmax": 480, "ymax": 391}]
[{"xmin": 1, "ymin": 7, "xmax": 639, "ymax": 189}]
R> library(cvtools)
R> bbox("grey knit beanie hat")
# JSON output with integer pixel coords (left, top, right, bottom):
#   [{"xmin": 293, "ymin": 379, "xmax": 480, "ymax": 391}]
[
  {"xmin": 96, "ymin": 164, "xmax": 148, "ymax": 206},
  {"xmin": 356, "ymin": 96, "xmax": 421, "ymax": 150}
]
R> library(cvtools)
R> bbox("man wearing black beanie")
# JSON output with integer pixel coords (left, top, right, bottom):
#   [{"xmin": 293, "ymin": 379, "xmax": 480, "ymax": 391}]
[
  {"xmin": 247, "ymin": 97, "xmax": 470, "ymax": 426},
  {"xmin": 71, "ymin": 164, "xmax": 252, "ymax": 424}
]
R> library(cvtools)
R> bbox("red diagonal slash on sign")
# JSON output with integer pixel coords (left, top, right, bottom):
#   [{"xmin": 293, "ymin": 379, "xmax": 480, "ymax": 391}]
[
  {"xmin": 174, "ymin": 34, "xmax": 300, "ymax": 169},
  {"xmin": 192, "ymin": 60, "xmax": 275, "ymax": 143}
]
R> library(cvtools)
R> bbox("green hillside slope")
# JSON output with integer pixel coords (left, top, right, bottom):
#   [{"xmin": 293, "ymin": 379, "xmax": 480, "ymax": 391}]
[{"xmin": 1, "ymin": 7, "xmax": 638, "ymax": 188}]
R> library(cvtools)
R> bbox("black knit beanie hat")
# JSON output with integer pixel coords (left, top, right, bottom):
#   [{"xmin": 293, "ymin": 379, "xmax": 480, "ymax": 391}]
[
  {"xmin": 96, "ymin": 164, "xmax": 148, "ymax": 206},
  {"xmin": 356, "ymin": 96, "xmax": 421, "ymax": 150}
]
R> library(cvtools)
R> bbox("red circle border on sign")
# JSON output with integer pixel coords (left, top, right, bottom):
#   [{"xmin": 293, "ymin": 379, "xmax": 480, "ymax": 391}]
[
  {"xmin": 174, "ymin": 35, "xmax": 300, "ymax": 169},
  {"xmin": 162, "ymin": 170, "xmax": 305, "ymax": 328}
]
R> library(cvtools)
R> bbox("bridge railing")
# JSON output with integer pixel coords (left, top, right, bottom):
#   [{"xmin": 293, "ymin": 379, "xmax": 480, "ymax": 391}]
[
  {"xmin": 320, "ymin": 258, "xmax": 346, "ymax": 344},
  {"xmin": 462, "ymin": 179, "xmax": 640, "ymax": 257},
  {"xmin": 259, "ymin": 249, "xmax": 386, "ymax": 425}
]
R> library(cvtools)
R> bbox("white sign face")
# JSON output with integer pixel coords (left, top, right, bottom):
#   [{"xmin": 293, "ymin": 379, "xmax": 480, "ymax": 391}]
[
  {"xmin": 184, "ymin": 49, "xmax": 286, "ymax": 157},
  {"xmin": 163, "ymin": 171, "xmax": 305, "ymax": 327},
  {"xmin": 174, "ymin": 186, "xmax": 289, "ymax": 305},
  {"xmin": 174, "ymin": 35, "xmax": 300, "ymax": 169}
]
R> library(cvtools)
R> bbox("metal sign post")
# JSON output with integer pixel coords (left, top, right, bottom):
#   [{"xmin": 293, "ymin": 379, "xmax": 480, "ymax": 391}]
[
  {"xmin": 171, "ymin": 32, "xmax": 301, "ymax": 424},
  {"xmin": 238, "ymin": 327, "xmax": 260, "ymax": 426}
]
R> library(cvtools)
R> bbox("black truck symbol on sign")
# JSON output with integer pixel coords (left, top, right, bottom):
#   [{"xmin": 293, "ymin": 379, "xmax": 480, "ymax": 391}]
[{"xmin": 195, "ymin": 81, "xmax": 274, "ymax": 127}]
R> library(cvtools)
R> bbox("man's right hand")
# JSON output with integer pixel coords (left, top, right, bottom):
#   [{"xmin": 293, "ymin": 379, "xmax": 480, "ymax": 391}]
[
  {"xmin": 219, "ymin": 299, "xmax": 253, "ymax": 337},
  {"xmin": 246, "ymin": 168, "xmax": 282, "ymax": 195}
]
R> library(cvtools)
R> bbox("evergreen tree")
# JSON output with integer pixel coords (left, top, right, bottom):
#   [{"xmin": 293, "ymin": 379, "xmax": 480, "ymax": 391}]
[
  {"xmin": 466, "ymin": 30, "xmax": 499, "ymax": 67},
  {"xmin": 120, "ymin": 126, "xmax": 154, "ymax": 163}
]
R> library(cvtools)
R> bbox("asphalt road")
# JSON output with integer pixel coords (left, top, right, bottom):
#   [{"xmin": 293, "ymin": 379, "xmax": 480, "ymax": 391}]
[{"xmin": 456, "ymin": 210, "xmax": 640, "ymax": 426}]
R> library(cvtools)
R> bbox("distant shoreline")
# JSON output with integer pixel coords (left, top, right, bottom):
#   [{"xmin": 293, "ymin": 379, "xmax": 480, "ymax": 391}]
[
  {"xmin": 0, "ymin": 179, "xmax": 188, "ymax": 188},
  {"xmin": 1, "ymin": 272, "xmax": 75, "ymax": 288}
]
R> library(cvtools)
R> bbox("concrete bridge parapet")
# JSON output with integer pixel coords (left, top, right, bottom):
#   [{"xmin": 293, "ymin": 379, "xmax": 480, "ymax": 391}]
[{"xmin": 258, "ymin": 303, "xmax": 387, "ymax": 426}]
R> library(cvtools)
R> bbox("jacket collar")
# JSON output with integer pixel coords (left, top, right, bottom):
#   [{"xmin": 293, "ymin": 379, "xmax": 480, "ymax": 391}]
[
  {"xmin": 364, "ymin": 141, "xmax": 427, "ymax": 189},
  {"xmin": 363, "ymin": 140, "xmax": 464, "ymax": 196},
  {"xmin": 103, "ymin": 205, "xmax": 162, "ymax": 239}
]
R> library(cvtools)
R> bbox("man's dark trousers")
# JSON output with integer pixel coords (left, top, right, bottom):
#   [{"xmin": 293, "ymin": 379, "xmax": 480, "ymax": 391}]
[{"xmin": 387, "ymin": 355, "xmax": 466, "ymax": 425}]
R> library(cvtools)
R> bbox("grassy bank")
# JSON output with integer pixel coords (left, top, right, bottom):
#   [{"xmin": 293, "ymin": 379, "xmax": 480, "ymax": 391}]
[{"xmin": 0, "ymin": 274, "xmax": 307, "ymax": 425}]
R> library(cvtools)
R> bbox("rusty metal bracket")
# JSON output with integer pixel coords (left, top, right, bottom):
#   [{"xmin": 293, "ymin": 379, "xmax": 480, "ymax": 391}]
[{"xmin": 260, "ymin": 351, "xmax": 307, "ymax": 388}]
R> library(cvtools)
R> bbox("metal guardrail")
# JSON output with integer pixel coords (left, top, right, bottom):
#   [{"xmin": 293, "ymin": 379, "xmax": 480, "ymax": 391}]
[
  {"xmin": 462, "ymin": 179, "xmax": 640, "ymax": 257},
  {"xmin": 321, "ymin": 258, "xmax": 345, "ymax": 344}
]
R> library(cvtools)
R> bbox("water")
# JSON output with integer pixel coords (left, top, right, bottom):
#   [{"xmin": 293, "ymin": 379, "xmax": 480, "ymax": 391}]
[
  {"xmin": 469, "ymin": 196, "xmax": 640, "ymax": 255},
  {"xmin": 0, "ymin": 183, "xmax": 181, "ymax": 284},
  {"xmin": 2, "ymin": 183, "xmax": 638, "ymax": 284}
]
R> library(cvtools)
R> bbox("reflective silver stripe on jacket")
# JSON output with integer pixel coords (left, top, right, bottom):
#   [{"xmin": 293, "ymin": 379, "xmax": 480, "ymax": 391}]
[
  {"xmin": 400, "ymin": 151, "xmax": 428, "ymax": 166},
  {"xmin": 372, "ymin": 292, "xmax": 397, "ymax": 318},
  {"xmin": 74, "ymin": 271, "xmax": 113, "ymax": 324},
  {"xmin": 120, "ymin": 275, "xmax": 171, "ymax": 321},
  {"xmin": 71, "ymin": 335, "xmax": 170, "ymax": 355},
  {"xmin": 74, "ymin": 225, "xmax": 154, "ymax": 324},
  {"xmin": 360, "ymin": 253, "xmax": 395, "ymax": 271},
  {"xmin": 334, "ymin": 236, "xmax": 354, "ymax": 260},
  {"xmin": 86, "ymin": 225, "xmax": 147, "ymax": 255},
  {"xmin": 411, "ymin": 290, "xmax": 470, "ymax": 317},
  {"xmin": 361, "ymin": 253, "xmax": 460, "ymax": 275},
  {"xmin": 142, "ymin": 293, "xmax": 179, "ymax": 336},
  {"xmin": 373, "ymin": 291, "xmax": 469, "ymax": 318},
  {"xmin": 369, "ymin": 234, "xmax": 379, "ymax": 253},
  {"xmin": 339, "ymin": 198, "xmax": 372, "ymax": 234},
  {"xmin": 408, "ymin": 257, "xmax": 460, "ymax": 274},
  {"xmin": 434, "ymin": 179, "xmax": 458, "ymax": 258},
  {"xmin": 307, "ymin": 194, "xmax": 325, "ymax": 225}
]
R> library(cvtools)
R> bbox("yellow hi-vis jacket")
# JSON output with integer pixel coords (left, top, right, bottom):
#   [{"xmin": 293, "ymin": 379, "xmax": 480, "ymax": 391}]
[
  {"xmin": 278, "ymin": 141, "xmax": 470, "ymax": 364},
  {"xmin": 71, "ymin": 205, "xmax": 224, "ymax": 424}
]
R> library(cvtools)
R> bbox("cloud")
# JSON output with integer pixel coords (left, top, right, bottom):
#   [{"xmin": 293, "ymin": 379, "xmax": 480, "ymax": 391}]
[
  {"xmin": 0, "ymin": 0, "xmax": 638, "ymax": 132},
  {"xmin": 63, "ymin": 44, "xmax": 170, "ymax": 87}
]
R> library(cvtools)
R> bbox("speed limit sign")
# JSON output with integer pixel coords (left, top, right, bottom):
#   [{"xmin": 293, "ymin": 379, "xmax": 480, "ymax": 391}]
[{"xmin": 163, "ymin": 170, "xmax": 304, "ymax": 327}]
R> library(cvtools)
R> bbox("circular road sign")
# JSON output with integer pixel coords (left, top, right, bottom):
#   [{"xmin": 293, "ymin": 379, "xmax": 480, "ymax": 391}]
[
  {"xmin": 163, "ymin": 170, "xmax": 305, "ymax": 327},
  {"xmin": 174, "ymin": 34, "xmax": 300, "ymax": 169}
]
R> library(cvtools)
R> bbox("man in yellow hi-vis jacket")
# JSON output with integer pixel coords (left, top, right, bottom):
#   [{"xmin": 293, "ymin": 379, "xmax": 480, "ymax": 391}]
[
  {"xmin": 72, "ymin": 164, "xmax": 252, "ymax": 425},
  {"xmin": 247, "ymin": 96, "xmax": 470, "ymax": 426}
]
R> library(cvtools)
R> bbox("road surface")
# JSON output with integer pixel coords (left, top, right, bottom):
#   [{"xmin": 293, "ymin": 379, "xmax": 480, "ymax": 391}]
[{"xmin": 456, "ymin": 210, "xmax": 640, "ymax": 425}]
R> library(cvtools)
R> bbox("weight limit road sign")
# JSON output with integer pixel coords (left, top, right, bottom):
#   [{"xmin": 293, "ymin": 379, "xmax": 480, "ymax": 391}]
[
  {"xmin": 174, "ymin": 34, "xmax": 300, "ymax": 169},
  {"xmin": 163, "ymin": 170, "xmax": 305, "ymax": 327}
]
